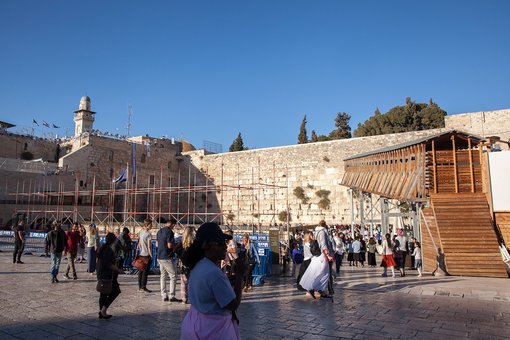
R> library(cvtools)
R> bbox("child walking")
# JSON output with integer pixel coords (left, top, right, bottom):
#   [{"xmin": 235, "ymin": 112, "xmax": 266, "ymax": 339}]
[{"xmin": 412, "ymin": 241, "xmax": 423, "ymax": 277}]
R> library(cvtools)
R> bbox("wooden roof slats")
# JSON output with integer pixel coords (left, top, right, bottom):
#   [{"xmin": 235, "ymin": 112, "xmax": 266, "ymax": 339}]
[{"xmin": 341, "ymin": 132, "xmax": 485, "ymax": 201}]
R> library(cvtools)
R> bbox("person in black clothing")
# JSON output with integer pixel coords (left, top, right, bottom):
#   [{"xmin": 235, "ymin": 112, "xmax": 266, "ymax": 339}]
[
  {"xmin": 45, "ymin": 222, "xmax": 68, "ymax": 283},
  {"xmin": 97, "ymin": 232, "xmax": 123, "ymax": 319},
  {"xmin": 114, "ymin": 227, "xmax": 132, "ymax": 271},
  {"xmin": 13, "ymin": 220, "xmax": 26, "ymax": 264}
]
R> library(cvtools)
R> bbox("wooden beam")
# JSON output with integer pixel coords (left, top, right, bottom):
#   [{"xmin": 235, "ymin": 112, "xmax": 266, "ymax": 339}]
[
  {"xmin": 452, "ymin": 136, "xmax": 458, "ymax": 193},
  {"xmin": 468, "ymin": 138, "xmax": 475, "ymax": 193},
  {"xmin": 432, "ymin": 139, "xmax": 437, "ymax": 194}
]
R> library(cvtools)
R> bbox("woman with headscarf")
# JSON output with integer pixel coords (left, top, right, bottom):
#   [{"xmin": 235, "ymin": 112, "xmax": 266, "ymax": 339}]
[{"xmin": 180, "ymin": 222, "xmax": 245, "ymax": 340}]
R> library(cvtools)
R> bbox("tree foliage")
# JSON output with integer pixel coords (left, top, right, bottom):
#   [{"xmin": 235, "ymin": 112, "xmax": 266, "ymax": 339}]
[
  {"xmin": 298, "ymin": 115, "xmax": 308, "ymax": 144},
  {"xmin": 229, "ymin": 132, "xmax": 247, "ymax": 152},
  {"xmin": 329, "ymin": 112, "xmax": 352, "ymax": 139},
  {"xmin": 317, "ymin": 135, "xmax": 331, "ymax": 142},
  {"xmin": 354, "ymin": 98, "xmax": 447, "ymax": 137},
  {"xmin": 310, "ymin": 130, "xmax": 318, "ymax": 142},
  {"xmin": 278, "ymin": 210, "xmax": 291, "ymax": 222}
]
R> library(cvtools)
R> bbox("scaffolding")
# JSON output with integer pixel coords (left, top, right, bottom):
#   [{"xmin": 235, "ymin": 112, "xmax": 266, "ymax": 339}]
[{"xmin": 8, "ymin": 162, "xmax": 289, "ymax": 231}]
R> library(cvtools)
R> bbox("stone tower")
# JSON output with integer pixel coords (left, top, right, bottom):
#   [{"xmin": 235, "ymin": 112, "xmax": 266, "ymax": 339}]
[{"xmin": 73, "ymin": 96, "xmax": 95, "ymax": 136}]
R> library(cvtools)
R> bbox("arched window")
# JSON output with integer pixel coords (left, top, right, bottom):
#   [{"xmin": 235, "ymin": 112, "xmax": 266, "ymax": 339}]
[{"xmin": 141, "ymin": 154, "xmax": 146, "ymax": 163}]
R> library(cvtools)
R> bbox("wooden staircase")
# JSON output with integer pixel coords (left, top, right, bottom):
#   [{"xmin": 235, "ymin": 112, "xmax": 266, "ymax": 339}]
[
  {"xmin": 420, "ymin": 207, "xmax": 441, "ymax": 273},
  {"xmin": 424, "ymin": 193, "xmax": 508, "ymax": 278}
]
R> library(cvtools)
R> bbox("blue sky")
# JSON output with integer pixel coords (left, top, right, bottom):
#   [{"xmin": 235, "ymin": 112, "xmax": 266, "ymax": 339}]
[{"xmin": 1, "ymin": 1, "xmax": 509, "ymax": 151}]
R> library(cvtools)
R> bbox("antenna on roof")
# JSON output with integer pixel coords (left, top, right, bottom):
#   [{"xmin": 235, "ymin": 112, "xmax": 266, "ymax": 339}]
[{"xmin": 127, "ymin": 105, "xmax": 132, "ymax": 138}]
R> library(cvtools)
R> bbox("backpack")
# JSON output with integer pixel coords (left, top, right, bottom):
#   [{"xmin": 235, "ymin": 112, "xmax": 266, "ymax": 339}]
[
  {"xmin": 309, "ymin": 239, "xmax": 322, "ymax": 256},
  {"xmin": 293, "ymin": 251, "xmax": 304, "ymax": 264}
]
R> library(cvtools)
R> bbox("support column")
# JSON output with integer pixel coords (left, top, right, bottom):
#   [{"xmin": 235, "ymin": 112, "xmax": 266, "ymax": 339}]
[
  {"xmin": 359, "ymin": 191, "xmax": 365, "ymax": 237},
  {"xmin": 380, "ymin": 197, "xmax": 389, "ymax": 235}
]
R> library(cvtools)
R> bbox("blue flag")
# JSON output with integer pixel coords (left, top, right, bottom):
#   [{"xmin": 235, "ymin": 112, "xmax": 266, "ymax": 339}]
[
  {"xmin": 113, "ymin": 169, "xmax": 127, "ymax": 183},
  {"xmin": 42, "ymin": 121, "xmax": 50, "ymax": 127},
  {"xmin": 52, "ymin": 124, "xmax": 60, "ymax": 128},
  {"xmin": 32, "ymin": 119, "xmax": 39, "ymax": 126}
]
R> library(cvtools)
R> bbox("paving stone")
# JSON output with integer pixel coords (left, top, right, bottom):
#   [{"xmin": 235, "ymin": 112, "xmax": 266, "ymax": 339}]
[{"xmin": 1, "ymin": 253, "xmax": 510, "ymax": 339}]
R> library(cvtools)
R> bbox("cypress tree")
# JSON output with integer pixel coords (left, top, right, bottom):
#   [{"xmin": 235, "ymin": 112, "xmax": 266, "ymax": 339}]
[
  {"xmin": 229, "ymin": 132, "xmax": 246, "ymax": 152},
  {"xmin": 298, "ymin": 115, "xmax": 308, "ymax": 144}
]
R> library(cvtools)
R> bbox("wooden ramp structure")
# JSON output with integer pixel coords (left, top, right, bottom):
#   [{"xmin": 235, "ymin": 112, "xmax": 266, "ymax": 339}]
[{"xmin": 341, "ymin": 130, "xmax": 508, "ymax": 278}]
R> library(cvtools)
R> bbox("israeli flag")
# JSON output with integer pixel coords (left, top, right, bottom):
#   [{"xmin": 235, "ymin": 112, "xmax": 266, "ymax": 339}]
[{"xmin": 113, "ymin": 168, "xmax": 127, "ymax": 183}]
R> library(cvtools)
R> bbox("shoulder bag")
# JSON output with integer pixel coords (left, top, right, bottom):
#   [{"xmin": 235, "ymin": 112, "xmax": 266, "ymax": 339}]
[
  {"xmin": 96, "ymin": 279, "xmax": 113, "ymax": 294},
  {"xmin": 132, "ymin": 255, "xmax": 150, "ymax": 271}
]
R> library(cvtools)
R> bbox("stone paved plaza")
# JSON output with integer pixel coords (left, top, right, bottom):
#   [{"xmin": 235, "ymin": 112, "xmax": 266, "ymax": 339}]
[{"xmin": 1, "ymin": 252, "xmax": 509, "ymax": 339}]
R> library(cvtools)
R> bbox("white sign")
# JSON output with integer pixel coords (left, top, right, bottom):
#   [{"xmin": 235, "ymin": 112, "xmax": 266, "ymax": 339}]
[{"xmin": 489, "ymin": 151, "xmax": 510, "ymax": 212}]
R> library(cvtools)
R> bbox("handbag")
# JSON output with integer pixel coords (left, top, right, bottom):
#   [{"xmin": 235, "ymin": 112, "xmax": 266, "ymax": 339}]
[
  {"xmin": 132, "ymin": 255, "xmax": 150, "ymax": 271},
  {"xmin": 96, "ymin": 279, "xmax": 113, "ymax": 294}
]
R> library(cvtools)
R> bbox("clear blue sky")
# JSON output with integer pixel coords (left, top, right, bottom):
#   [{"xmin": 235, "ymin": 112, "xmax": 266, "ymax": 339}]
[{"xmin": 1, "ymin": 1, "xmax": 509, "ymax": 151}]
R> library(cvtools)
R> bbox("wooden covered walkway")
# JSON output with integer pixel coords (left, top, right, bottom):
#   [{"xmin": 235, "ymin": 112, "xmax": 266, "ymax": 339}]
[{"xmin": 341, "ymin": 130, "xmax": 508, "ymax": 278}]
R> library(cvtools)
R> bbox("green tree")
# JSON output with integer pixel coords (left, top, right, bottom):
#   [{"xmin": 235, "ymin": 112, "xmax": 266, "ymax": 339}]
[
  {"xmin": 354, "ymin": 98, "xmax": 447, "ymax": 137},
  {"xmin": 310, "ymin": 130, "xmax": 318, "ymax": 142},
  {"xmin": 317, "ymin": 135, "xmax": 331, "ymax": 141},
  {"xmin": 278, "ymin": 210, "xmax": 291, "ymax": 223},
  {"xmin": 329, "ymin": 112, "xmax": 352, "ymax": 139},
  {"xmin": 298, "ymin": 115, "xmax": 308, "ymax": 144},
  {"xmin": 229, "ymin": 132, "xmax": 246, "ymax": 152}
]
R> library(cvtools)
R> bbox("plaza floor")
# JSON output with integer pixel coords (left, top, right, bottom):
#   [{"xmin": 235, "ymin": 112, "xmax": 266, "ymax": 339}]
[{"xmin": 0, "ymin": 252, "xmax": 509, "ymax": 339}]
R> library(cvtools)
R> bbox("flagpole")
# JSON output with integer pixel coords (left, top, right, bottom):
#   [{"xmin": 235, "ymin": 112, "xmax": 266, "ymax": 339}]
[{"xmin": 124, "ymin": 162, "xmax": 129, "ymax": 225}]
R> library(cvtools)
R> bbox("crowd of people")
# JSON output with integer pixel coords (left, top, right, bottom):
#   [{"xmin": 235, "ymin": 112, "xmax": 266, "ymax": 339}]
[
  {"xmin": 287, "ymin": 221, "xmax": 423, "ymax": 299},
  {"xmin": 12, "ymin": 218, "xmax": 423, "ymax": 339}
]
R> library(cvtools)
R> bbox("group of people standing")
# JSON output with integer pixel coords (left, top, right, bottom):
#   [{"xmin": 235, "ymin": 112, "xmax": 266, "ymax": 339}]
[
  {"xmin": 380, "ymin": 231, "xmax": 422, "ymax": 278},
  {"xmin": 291, "ymin": 222, "xmax": 423, "ymax": 299},
  {"xmin": 296, "ymin": 220, "xmax": 335, "ymax": 299}
]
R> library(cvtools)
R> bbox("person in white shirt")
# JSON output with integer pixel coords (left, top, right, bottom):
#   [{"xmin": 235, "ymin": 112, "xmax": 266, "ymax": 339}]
[
  {"xmin": 352, "ymin": 237, "xmax": 362, "ymax": 267},
  {"xmin": 395, "ymin": 228, "xmax": 408, "ymax": 277},
  {"xmin": 412, "ymin": 241, "xmax": 423, "ymax": 277},
  {"xmin": 333, "ymin": 232, "xmax": 344, "ymax": 274}
]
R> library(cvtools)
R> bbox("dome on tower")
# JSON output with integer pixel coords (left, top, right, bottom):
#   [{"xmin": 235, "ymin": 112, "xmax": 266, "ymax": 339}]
[{"xmin": 79, "ymin": 96, "xmax": 91, "ymax": 111}]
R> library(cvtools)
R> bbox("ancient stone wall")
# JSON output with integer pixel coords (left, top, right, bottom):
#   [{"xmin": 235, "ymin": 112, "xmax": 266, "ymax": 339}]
[
  {"xmin": 186, "ymin": 129, "xmax": 446, "ymax": 226},
  {"xmin": 445, "ymin": 109, "xmax": 510, "ymax": 148},
  {"xmin": 0, "ymin": 134, "xmax": 58, "ymax": 162}
]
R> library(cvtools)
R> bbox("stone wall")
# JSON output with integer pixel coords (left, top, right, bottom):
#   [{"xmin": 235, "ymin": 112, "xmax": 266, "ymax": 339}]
[
  {"xmin": 0, "ymin": 134, "xmax": 58, "ymax": 162},
  {"xmin": 445, "ymin": 108, "xmax": 510, "ymax": 148},
  {"xmin": 185, "ymin": 129, "xmax": 446, "ymax": 226}
]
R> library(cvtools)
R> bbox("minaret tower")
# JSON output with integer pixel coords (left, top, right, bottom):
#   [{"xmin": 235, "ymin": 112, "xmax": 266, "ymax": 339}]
[{"xmin": 73, "ymin": 96, "xmax": 96, "ymax": 136}]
